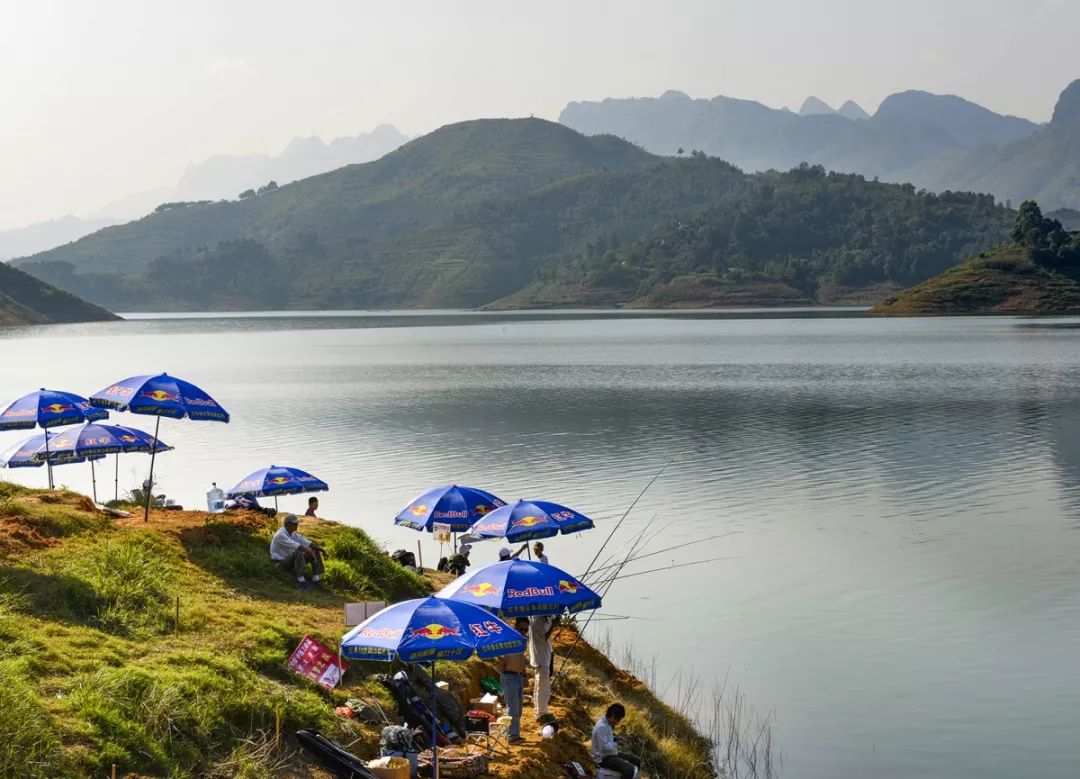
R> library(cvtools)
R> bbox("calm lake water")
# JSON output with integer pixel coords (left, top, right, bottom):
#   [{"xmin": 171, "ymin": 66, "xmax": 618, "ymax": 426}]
[{"xmin": 2, "ymin": 310, "xmax": 1079, "ymax": 778}]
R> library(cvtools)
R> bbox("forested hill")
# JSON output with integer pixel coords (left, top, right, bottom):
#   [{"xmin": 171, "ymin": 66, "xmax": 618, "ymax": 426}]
[
  {"xmin": 872, "ymin": 201, "xmax": 1080, "ymax": 315},
  {"xmin": 16, "ymin": 118, "xmax": 1013, "ymax": 311},
  {"xmin": 0, "ymin": 261, "xmax": 118, "ymax": 326}
]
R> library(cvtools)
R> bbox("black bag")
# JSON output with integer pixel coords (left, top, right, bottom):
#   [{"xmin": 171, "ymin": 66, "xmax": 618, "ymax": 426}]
[
  {"xmin": 296, "ymin": 729, "xmax": 379, "ymax": 779},
  {"xmin": 391, "ymin": 549, "xmax": 416, "ymax": 568}
]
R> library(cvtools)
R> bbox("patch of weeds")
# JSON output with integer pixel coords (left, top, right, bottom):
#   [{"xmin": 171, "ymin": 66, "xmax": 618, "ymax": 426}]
[
  {"xmin": 0, "ymin": 658, "xmax": 70, "ymax": 778},
  {"xmin": 313, "ymin": 525, "xmax": 428, "ymax": 601}
]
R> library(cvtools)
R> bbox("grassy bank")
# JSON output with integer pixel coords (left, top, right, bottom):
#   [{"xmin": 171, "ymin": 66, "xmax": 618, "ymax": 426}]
[{"xmin": 0, "ymin": 483, "xmax": 713, "ymax": 778}]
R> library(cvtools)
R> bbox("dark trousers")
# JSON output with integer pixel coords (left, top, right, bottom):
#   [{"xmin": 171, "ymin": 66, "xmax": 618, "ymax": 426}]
[
  {"xmin": 278, "ymin": 547, "xmax": 324, "ymax": 579},
  {"xmin": 600, "ymin": 754, "xmax": 640, "ymax": 778}
]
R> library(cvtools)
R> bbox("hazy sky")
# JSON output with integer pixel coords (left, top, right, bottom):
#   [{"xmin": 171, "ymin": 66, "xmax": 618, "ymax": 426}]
[{"xmin": 3, "ymin": 0, "xmax": 1079, "ymax": 231}]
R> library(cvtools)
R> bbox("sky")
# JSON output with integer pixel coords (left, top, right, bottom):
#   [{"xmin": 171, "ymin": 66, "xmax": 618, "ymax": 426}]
[{"xmin": 2, "ymin": 0, "xmax": 1079, "ymax": 231}]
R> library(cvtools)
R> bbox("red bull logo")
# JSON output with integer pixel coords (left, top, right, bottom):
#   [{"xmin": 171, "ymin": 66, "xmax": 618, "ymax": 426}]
[
  {"xmin": 120, "ymin": 435, "xmax": 137, "ymax": 443},
  {"xmin": 474, "ymin": 504, "xmax": 491, "ymax": 515},
  {"xmin": 464, "ymin": 583, "xmax": 499, "ymax": 597},
  {"xmin": 409, "ymin": 504, "xmax": 428, "ymax": 517},
  {"xmin": 410, "ymin": 623, "xmax": 460, "ymax": 640},
  {"xmin": 558, "ymin": 580, "xmax": 579, "ymax": 594},
  {"xmin": 41, "ymin": 403, "xmax": 73, "ymax": 414},
  {"xmin": 269, "ymin": 476, "xmax": 290, "ymax": 485},
  {"xmin": 510, "ymin": 515, "xmax": 545, "ymax": 530},
  {"xmin": 472, "ymin": 522, "xmax": 504, "ymax": 533},
  {"xmin": 141, "ymin": 389, "xmax": 179, "ymax": 402},
  {"xmin": 2, "ymin": 409, "xmax": 34, "ymax": 418}
]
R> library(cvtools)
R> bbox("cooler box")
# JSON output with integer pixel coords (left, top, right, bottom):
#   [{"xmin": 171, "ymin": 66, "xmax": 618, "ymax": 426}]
[{"xmin": 367, "ymin": 756, "xmax": 410, "ymax": 779}]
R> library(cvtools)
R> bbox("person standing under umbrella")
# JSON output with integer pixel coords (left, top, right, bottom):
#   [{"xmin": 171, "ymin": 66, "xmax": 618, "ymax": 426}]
[
  {"xmin": 270, "ymin": 514, "xmax": 326, "ymax": 588},
  {"xmin": 498, "ymin": 617, "xmax": 530, "ymax": 744},
  {"xmin": 529, "ymin": 614, "xmax": 557, "ymax": 717}
]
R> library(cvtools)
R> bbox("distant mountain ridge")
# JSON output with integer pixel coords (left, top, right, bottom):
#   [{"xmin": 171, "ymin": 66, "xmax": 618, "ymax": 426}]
[
  {"xmin": 13, "ymin": 118, "xmax": 1013, "ymax": 313},
  {"xmin": 1, "ymin": 125, "xmax": 408, "ymax": 259},
  {"xmin": 559, "ymin": 83, "xmax": 1080, "ymax": 208}
]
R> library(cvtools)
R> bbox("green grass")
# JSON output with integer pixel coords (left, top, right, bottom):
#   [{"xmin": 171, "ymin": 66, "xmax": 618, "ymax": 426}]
[{"xmin": 0, "ymin": 659, "xmax": 68, "ymax": 778}]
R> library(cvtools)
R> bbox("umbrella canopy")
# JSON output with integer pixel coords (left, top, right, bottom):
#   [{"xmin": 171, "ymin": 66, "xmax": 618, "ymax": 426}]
[
  {"xmin": 0, "ymin": 388, "xmax": 108, "ymax": 431},
  {"xmin": 90, "ymin": 373, "xmax": 227, "ymax": 521},
  {"xmin": 89, "ymin": 373, "xmax": 230, "ymax": 421},
  {"xmin": 394, "ymin": 484, "xmax": 506, "ymax": 532},
  {"xmin": 341, "ymin": 596, "xmax": 525, "ymax": 663},
  {"xmin": 31, "ymin": 422, "xmax": 172, "ymax": 461},
  {"xmin": 0, "ymin": 432, "xmax": 105, "ymax": 468},
  {"xmin": 467, "ymin": 499, "xmax": 595, "ymax": 543},
  {"xmin": 437, "ymin": 559, "xmax": 602, "ymax": 617},
  {"xmin": 227, "ymin": 465, "xmax": 329, "ymax": 498}
]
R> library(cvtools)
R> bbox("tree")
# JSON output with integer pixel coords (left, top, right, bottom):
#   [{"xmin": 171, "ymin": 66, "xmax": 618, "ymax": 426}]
[
  {"xmin": 677, "ymin": 147, "xmax": 684, "ymax": 156},
  {"xmin": 238, "ymin": 189, "xmax": 256, "ymax": 200},
  {"xmin": 256, "ymin": 180, "xmax": 279, "ymax": 195}
]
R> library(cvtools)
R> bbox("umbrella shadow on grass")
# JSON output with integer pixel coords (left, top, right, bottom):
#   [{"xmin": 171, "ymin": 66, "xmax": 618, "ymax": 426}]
[{"xmin": 0, "ymin": 564, "xmax": 102, "ymax": 626}]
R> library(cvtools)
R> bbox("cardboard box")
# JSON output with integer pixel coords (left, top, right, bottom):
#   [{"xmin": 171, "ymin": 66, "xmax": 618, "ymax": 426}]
[{"xmin": 469, "ymin": 697, "xmax": 497, "ymax": 716}]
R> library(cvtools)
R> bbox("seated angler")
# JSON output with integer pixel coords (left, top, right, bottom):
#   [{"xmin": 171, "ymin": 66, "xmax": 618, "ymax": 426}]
[
  {"xmin": 269, "ymin": 513, "xmax": 326, "ymax": 588},
  {"xmin": 591, "ymin": 703, "xmax": 640, "ymax": 778}
]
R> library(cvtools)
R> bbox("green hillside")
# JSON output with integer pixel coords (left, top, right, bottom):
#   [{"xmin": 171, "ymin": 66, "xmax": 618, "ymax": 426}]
[
  {"xmin": 16, "ymin": 119, "xmax": 1014, "ymax": 311},
  {"xmin": 872, "ymin": 201, "xmax": 1080, "ymax": 315},
  {"xmin": 0, "ymin": 260, "xmax": 118, "ymax": 326}
]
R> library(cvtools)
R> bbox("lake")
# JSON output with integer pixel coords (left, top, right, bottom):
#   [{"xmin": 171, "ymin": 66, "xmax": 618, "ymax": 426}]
[{"xmin": 2, "ymin": 310, "xmax": 1079, "ymax": 778}]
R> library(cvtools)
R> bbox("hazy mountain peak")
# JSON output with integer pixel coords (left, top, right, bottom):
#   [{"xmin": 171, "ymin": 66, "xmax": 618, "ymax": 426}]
[
  {"xmin": 799, "ymin": 96, "xmax": 836, "ymax": 116},
  {"xmin": 837, "ymin": 100, "xmax": 870, "ymax": 120},
  {"xmin": 1050, "ymin": 79, "xmax": 1080, "ymax": 125},
  {"xmin": 660, "ymin": 89, "xmax": 690, "ymax": 100}
]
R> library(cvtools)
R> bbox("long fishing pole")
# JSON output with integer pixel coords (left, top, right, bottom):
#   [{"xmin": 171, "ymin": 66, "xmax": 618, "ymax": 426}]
[
  {"xmin": 581, "ymin": 533, "xmax": 736, "ymax": 582},
  {"xmin": 584, "ymin": 515, "xmax": 678, "ymax": 584},
  {"xmin": 599, "ymin": 557, "xmax": 735, "ymax": 585},
  {"xmin": 580, "ymin": 454, "xmax": 681, "ymax": 581}
]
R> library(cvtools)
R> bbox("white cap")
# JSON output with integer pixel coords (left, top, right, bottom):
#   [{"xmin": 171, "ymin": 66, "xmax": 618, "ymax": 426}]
[{"xmin": 498, "ymin": 547, "xmax": 512, "ymax": 558}]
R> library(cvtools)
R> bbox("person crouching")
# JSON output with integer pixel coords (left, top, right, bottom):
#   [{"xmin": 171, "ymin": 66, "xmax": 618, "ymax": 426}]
[{"xmin": 269, "ymin": 513, "xmax": 326, "ymax": 588}]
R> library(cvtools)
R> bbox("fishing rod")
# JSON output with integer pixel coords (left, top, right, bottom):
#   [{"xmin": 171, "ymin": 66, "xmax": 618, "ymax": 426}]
[
  {"xmin": 581, "ymin": 532, "xmax": 736, "ymax": 582},
  {"xmin": 583, "ymin": 515, "xmax": 678, "ymax": 585},
  {"xmin": 579, "ymin": 454, "xmax": 682, "ymax": 581},
  {"xmin": 599, "ymin": 556, "xmax": 735, "ymax": 585}
]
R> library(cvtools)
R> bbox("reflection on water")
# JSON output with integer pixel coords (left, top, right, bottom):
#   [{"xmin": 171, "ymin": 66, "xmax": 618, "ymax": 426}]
[{"xmin": 2, "ymin": 312, "xmax": 1080, "ymax": 779}]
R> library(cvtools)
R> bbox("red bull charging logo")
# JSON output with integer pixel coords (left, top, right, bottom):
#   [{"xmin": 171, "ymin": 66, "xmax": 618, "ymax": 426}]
[
  {"xmin": 558, "ymin": 580, "xmax": 579, "ymax": 594},
  {"xmin": 409, "ymin": 504, "xmax": 428, "ymax": 516},
  {"xmin": 463, "ymin": 583, "xmax": 499, "ymax": 597},
  {"xmin": 142, "ymin": 389, "xmax": 179, "ymax": 402},
  {"xmin": 410, "ymin": 623, "xmax": 460, "ymax": 640},
  {"xmin": 41, "ymin": 403, "xmax": 73, "ymax": 414},
  {"xmin": 511, "ymin": 515, "xmax": 545, "ymax": 530}
]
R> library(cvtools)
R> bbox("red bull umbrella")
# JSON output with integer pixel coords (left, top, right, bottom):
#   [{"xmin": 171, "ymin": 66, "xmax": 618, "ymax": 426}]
[
  {"xmin": 0, "ymin": 431, "xmax": 106, "ymax": 469},
  {"xmin": 341, "ymin": 595, "xmax": 524, "ymax": 778},
  {"xmin": 437, "ymin": 559, "xmax": 602, "ymax": 617},
  {"xmin": 226, "ymin": 465, "xmax": 329, "ymax": 498},
  {"xmin": 466, "ymin": 498, "xmax": 595, "ymax": 543},
  {"xmin": 89, "ymin": 372, "xmax": 228, "ymax": 521},
  {"xmin": 394, "ymin": 484, "xmax": 506, "ymax": 533},
  {"xmin": 0, "ymin": 388, "xmax": 110, "ymax": 489}
]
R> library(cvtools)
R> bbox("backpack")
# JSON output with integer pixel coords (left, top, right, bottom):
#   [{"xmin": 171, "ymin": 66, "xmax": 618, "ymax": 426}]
[{"xmin": 391, "ymin": 549, "xmax": 416, "ymax": 568}]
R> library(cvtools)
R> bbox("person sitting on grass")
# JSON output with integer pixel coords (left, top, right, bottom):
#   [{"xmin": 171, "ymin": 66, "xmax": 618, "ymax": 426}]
[
  {"xmin": 447, "ymin": 544, "xmax": 471, "ymax": 576},
  {"xmin": 591, "ymin": 703, "xmax": 640, "ymax": 778},
  {"xmin": 269, "ymin": 513, "xmax": 326, "ymax": 588},
  {"xmin": 305, "ymin": 496, "xmax": 319, "ymax": 517}
]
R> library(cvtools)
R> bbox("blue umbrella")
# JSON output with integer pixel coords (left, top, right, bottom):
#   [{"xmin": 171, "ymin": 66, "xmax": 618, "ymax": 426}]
[
  {"xmin": 394, "ymin": 484, "xmax": 506, "ymax": 533},
  {"xmin": 0, "ymin": 388, "xmax": 109, "ymax": 488},
  {"xmin": 90, "ymin": 373, "xmax": 229, "ymax": 521},
  {"xmin": 227, "ymin": 465, "xmax": 329, "ymax": 511},
  {"xmin": 29, "ymin": 423, "xmax": 173, "ymax": 503},
  {"xmin": 341, "ymin": 596, "xmax": 525, "ymax": 777},
  {"xmin": 467, "ymin": 499, "xmax": 595, "ymax": 544},
  {"xmin": 437, "ymin": 559, "xmax": 602, "ymax": 617},
  {"xmin": 1, "ymin": 431, "xmax": 105, "ymax": 469}
]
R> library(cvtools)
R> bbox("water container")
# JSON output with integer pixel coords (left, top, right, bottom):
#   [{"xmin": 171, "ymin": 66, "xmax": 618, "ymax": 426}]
[{"xmin": 207, "ymin": 482, "xmax": 226, "ymax": 514}]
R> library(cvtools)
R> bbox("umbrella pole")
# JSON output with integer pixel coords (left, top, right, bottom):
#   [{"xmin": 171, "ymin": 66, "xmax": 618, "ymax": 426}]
[
  {"xmin": 143, "ymin": 416, "xmax": 161, "ymax": 523},
  {"xmin": 44, "ymin": 430, "xmax": 54, "ymax": 490},
  {"xmin": 114, "ymin": 454, "xmax": 119, "ymax": 502},
  {"xmin": 90, "ymin": 459, "xmax": 98, "ymax": 504},
  {"xmin": 274, "ymin": 495, "xmax": 278, "ymax": 512},
  {"xmin": 430, "ymin": 660, "xmax": 439, "ymax": 779}
]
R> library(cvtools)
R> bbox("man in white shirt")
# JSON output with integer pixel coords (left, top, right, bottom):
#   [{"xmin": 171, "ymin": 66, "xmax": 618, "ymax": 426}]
[
  {"xmin": 269, "ymin": 514, "xmax": 326, "ymax": 588},
  {"xmin": 528, "ymin": 614, "xmax": 556, "ymax": 715},
  {"xmin": 532, "ymin": 541, "xmax": 549, "ymax": 564},
  {"xmin": 591, "ymin": 703, "xmax": 639, "ymax": 778}
]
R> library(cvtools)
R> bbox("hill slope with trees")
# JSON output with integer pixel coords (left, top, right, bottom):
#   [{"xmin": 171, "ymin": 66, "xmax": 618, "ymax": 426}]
[
  {"xmin": 872, "ymin": 201, "xmax": 1080, "ymax": 315},
  {"xmin": 15, "ymin": 119, "xmax": 1014, "ymax": 311},
  {"xmin": 0, "ymin": 260, "xmax": 118, "ymax": 326}
]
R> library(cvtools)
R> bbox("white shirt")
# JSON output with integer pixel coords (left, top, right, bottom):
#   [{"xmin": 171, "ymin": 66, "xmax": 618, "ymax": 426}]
[
  {"xmin": 591, "ymin": 716, "xmax": 619, "ymax": 761},
  {"xmin": 270, "ymin": 526, "xmax": 312, "ymax": 561},
  {"xmin": 537, "ymin": 553, "xmax": 549, "ymax": 564},
  {"xmin": 529, "ymin": 616, "xmax": 553, "ymax": 668}
]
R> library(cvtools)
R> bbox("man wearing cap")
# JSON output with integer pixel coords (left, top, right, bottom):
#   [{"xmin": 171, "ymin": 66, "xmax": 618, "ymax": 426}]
[
  {"xmin": 498, "ymin": 544, "xmax": 528, "ymax": 562},
  {"xmin": 270, "ymin": 514, "xmax": 326, "ymax": 588}
]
